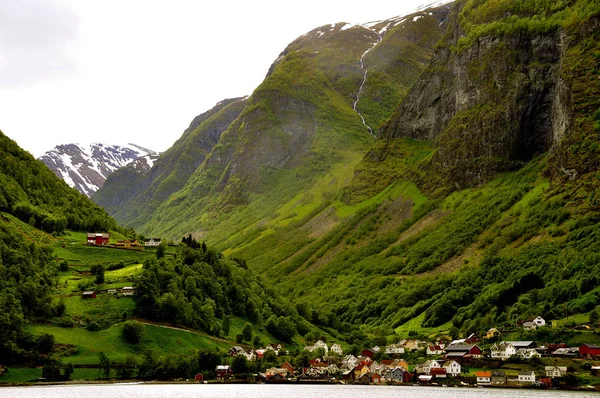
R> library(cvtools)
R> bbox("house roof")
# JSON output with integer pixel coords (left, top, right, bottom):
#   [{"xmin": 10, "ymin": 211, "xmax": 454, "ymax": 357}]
[
  {"xmin": 445, "ymin": 344, "xmax": 477, "ymax": 351},
  {"xmin": 82, "ymin": 291, "xmax": 95, "ymax": 295},
  {"xmin": 446, "ymin": 352, "xmax": 467, "ymax": 357},
  {"xmin": 581, "ymin": 344, "xmax": 600, "ymax": 349},
  {"xmin": 519, "ymin": 371, "xmax": 535, "ymax": 376},
  {"xmin": 475, "ymin": 371, "xmax": 491, "ymax": 377},
  {"xmin": 505, "ymin": 341, "xmax": 535, "ymax": 348}
]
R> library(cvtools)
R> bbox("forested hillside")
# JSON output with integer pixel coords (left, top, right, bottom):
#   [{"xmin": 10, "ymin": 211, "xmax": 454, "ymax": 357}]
[
  {"xmin": 0, "ymin": 131, "xmax": 120, "ymax": 364},
  {"xmin": 0, "ymin": 131, "xmax": 118, "ymax": 233}
]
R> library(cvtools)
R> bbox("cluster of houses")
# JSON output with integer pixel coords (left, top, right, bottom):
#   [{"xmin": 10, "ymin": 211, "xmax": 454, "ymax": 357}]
[
  {"xmin": 86, "ymin": 233, "xmax": 162, "ymax": 248},
  {"xmin": 81, "ymin": 286, "xmax": 135, "ymax": 299},
  {"xmin": 217, "ymin": 315, "xmax": 600, "ymax": 386}
]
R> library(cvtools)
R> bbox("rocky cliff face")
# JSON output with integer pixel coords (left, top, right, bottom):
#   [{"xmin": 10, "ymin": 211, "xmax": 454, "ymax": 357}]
[
  {"xmin": 379, "ymin": 1, "xmax": 597, "ymax": 193},
  {"xmin": 39, "ymin": 143, "xmax": 156, "ymax": 197},
  {"xmin": 170, "ymin": 7, "xmax": 452, "ymax": 211}
]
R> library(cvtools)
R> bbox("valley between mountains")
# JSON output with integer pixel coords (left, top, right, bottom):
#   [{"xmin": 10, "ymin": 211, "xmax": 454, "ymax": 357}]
[{"xmin": 2, "ymin": 0, "xmax": 600, "ymax": 387}]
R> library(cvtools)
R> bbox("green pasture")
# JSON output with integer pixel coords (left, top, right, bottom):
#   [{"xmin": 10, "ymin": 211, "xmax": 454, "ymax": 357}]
[{"xmin": 28, "ymin": 323, "xmax": 232, "ymax": 365}]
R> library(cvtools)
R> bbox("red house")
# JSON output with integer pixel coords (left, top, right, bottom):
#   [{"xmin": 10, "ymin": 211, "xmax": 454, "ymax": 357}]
[
  {"xmin": 87, "ymin": 233, "xmax": 109, "ymax": 245},
  {"xmin": 82, "ymin": 291, "xmax": 96, "ymax": 299},
  {"xmin": 580, "ymin": 344, "xmax": 600, "ymax": 357},
  {"xmin": 431, "ymin": 367, "xmax": 447, "ymax": 378},
  {"xmin": 361, "ymin": 348, "xmax": 376, "ymax": 359},
  {"xmin": 195, "ymin": 373, "xmax": 204, "ymax": 382},
  {"xmin": 215, "ymin": 365, "xmax": 231, "ymax": 379},
  {"xmin": 445, "ymin": 344, "xmax": 482, "ymax": 358}
]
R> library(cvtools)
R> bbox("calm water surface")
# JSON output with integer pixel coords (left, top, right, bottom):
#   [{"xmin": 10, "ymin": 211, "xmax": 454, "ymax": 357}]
[{"xmin": 0, "ymin": 384, "xmax": 597, "ymax": 398}]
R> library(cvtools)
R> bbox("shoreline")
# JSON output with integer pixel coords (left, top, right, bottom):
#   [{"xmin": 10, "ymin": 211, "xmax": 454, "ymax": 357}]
[{"xmin": 1, "ymin": 379, "xmax": 596, "ymax": 392}]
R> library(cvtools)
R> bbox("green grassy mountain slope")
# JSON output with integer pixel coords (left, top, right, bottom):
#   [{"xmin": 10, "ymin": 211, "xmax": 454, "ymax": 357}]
[
  {"xmin": 152, "ymin": 0, "xmax": 598, "ymax": 339},
  {"xmin": 93, "ymin": 97, "xmax": 247, "ymax": 229},
  {"xmin": 121, "ymin": 7, "xmax": 450, "ymax": 239},
  {"xmin": 92, "ymin": 0, "xmax": 599, "ymax": 342},
  {"xmin": 230, "ymin": 0, "xmax": 600, "ymax": 336}
]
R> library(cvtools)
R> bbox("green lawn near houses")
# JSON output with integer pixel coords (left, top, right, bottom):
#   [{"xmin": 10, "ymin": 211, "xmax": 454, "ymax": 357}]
[{"xmin": 28, "ymin": 323, "xmax": 232, "ymax": 366}]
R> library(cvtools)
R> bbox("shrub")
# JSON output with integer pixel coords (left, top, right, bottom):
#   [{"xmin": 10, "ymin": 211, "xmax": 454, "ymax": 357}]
[{"xmin": 123, "ymin": 321, "xmax": 144, "ymax": 344}]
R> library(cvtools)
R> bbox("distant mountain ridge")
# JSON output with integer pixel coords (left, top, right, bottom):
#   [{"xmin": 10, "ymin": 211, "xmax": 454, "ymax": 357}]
[{"xmin": 39, "ymin": 143, "xmax": 157, "ymax": 197}]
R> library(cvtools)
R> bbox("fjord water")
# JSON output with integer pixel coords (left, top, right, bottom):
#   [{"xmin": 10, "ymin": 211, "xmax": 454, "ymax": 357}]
[{"xmin": 1, "ymin": 384, "xmax": 597, "ymax": 398}]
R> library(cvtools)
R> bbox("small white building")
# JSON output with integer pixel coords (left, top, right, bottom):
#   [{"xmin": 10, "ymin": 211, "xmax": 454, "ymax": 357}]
[
  {"xmin": 144, "ymin": 238, "xmax": 162, "ymax": 247},
  {"xmin": 523, "ymin": 321, "xmax": 537, "ymax": 330},
  {"xmin": 443, "ymin": 360, "xmax": 461, "ymax": 376},
  {"xmin": 533, "ymin": 316, "xmax": 546, "ymax": 327},
  {"xmin": 427, "ymin": 344, "xmax": 445, "ymax": 355},
  {"xmin": 121, "ymin": 286, "xmax": 135, "ymax": 296},
  {"xmin": 518, "ymin": 371, "xmax": 536, "ymax": 383},
  {"xmin": 385, "ymin": 344, "xmax": 405, "ymax": 355},
  {"xmin": 476, "ymin": 371, "xmax": 491, "ymax": 385},
  {"xmin": 305, "ymin": 339, "xmax": 328, "ymax": 353},
  {"xmin": 490, "ymin": 342, "xmax": 516, "ymax": 360},
  {"xmin": 516, "ymin": 348, "xmax": 541, "ymax": 359},
  {"xmin": 420, "ymin": 360, "xmax": 442, "ymax": 375},
  {"xmin": 545, "ymin": 366, "xmax": 568, "ymax": 378},
  {"xmin": 330, "ymin": 343, "xmax": 343, "ymax": 355}
]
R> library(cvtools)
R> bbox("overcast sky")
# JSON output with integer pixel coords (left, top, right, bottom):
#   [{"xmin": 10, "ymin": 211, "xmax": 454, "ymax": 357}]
[{"xmin": 1, "ymin": 0, "xmax": 450, "ymax": 157}]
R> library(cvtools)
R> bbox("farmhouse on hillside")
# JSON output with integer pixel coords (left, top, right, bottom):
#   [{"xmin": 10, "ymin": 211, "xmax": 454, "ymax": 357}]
[{"xmin": 87, "ymin": 233, "xmax": 109, "ymax": 245}]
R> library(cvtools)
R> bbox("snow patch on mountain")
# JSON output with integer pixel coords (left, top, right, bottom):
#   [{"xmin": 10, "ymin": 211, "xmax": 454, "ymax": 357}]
[{"xmin": 39, "ymin": 143, "xmax": 157, "ymax": 197}]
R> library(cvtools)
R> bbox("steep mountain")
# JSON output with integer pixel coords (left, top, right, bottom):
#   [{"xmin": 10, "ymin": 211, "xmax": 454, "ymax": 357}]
[
  {"xmin": 93, "ymin": 0, "xmax": 600, "ymax": 340},
  {"xmin": 232, "ymin": 0, "xmax": 600, "ymax": 334},
  {"xmin": 99, "ymin": 5, "xmax": 451, "ymax": 237},
  {"xmin": 39, "ymin": 143, "xmax": 157, "ymax": 197},
  {"xmin": 93, "ymin": 97, "xmax": 247, "ymax": 227}
]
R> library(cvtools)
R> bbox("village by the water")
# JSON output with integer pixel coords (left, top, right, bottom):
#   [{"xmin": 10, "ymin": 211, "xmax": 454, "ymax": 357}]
[
  {"xmin": 52, "ymin": 234, "xmax": 600, "ymax": 391},
  {"xmin": 215, "ymin": 321, "xmax": 600, "ymax": 390}
]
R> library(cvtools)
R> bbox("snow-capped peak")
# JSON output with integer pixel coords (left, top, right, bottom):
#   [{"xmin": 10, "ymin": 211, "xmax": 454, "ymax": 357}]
[{"xmin": 39, "ymin": 142, "xmax": 157, "ymax": 197}]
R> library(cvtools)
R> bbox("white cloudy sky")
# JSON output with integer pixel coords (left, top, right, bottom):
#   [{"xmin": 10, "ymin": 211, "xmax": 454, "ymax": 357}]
[{"xmin": 0, "ymin": 0, "xmax": 450, "ymax": 157}]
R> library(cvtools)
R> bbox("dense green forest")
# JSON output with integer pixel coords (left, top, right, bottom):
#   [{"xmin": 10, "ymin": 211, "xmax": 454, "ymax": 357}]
[
  {"xmin": 0, "ymin": 221, "xmax": 61, "ymax": 364},
  {"xmin": 135, "ymin": 236, "xmax": 306, "ymax": 343}
]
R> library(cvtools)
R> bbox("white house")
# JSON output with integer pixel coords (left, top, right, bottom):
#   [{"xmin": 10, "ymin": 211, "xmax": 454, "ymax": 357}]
[
  {"xmin": 314, "ymin": 340, "xmax": 328, "ymax": 353},
  {"xmin": 476, "ymin": 371, "xmax": 491, "ymax": 385},
  {"xmin": 523, "ymin": 321, "xmax": 537, "ymax": 330},
  {"xmin": 427, "ymin": 344, "xmax": 445, "ymax": 355},
  {"xmin": 518, "ymin": 371, "xmax": 536, "ymax": 383},
  {"xmin": 545, "ymin": 366, "xmax": 568, "ymax": 377},
  {"xmin": 516, "ymin": 348, "xmax": 541, "ymax": 359},
  {"xmin": 330, "ymin": 343, "xmax": 343, "ymax": 355},
  {"xmin": 304, "ymin": 340, "xmax": 329, "ymax": 354},
  {"xmin": 121, "ymin": 286, "xmax": 135, "ymax": 296},
  {"xmin": 341, "ymin": 354, "xmax": 358, "ymax": 369},
  {"xmin": 144, "ymin": 238, "xmax": 162, "ymax": 247},
  {"xmin": 385, "ymin": 344, "xmax": 405, "ymax": 355},
  {"xmin": 533, "ymin": 316, "xmax": 546, "ymax": 327},
  {"xmin": 490, "ymin": 342, "xmax": 516, "ymax": 360},
  {"xmin": 443, "ymin": 360, "xmax": 461, "ymax": 376},
  {"xmin": 420, "ymin": 360, "xmax": 442, "ymax": 375}
]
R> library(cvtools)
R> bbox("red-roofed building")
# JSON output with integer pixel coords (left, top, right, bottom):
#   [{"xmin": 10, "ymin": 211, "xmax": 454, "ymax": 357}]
[
  {"xmin": 431, "ymin": 367, "xmax": 447, "ymax": 378},
  {"xmin": 580, "ymin": 344, "xmax": 600, "ymax": 357},
  {"xmin": 362, "ymin": 348, "xmax": 376, "ymax": 359}
]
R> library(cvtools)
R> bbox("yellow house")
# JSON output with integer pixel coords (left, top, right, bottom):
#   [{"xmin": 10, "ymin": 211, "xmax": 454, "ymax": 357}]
[
  {"xmin": 354, "ymin": 363, "xmax": 370, "ymax": 379},
  {"xmin": 485, "ymin": 328, "xmax": 501, "ymax": 339}
]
